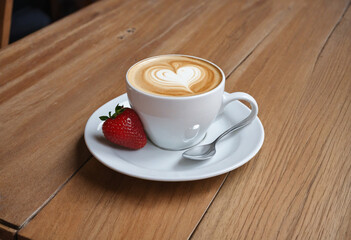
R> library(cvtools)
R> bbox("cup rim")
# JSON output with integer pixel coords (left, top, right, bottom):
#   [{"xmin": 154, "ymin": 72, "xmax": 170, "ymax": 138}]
[{"xmin": 126, "ymin": 54, "xmax": 226, "ymax": 100}]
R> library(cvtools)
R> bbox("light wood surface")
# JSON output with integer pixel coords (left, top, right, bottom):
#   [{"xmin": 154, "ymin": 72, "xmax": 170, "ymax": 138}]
[
  {"xmin": 0, "ymin": 0, "xmax": 206, "ymax": 227},
  {"xmin": 193, "ymin": 1, "xmax": 351, "ymax": 239},
  {"xmin": 0, "ymin": 0, "xmax": 294, "ymax": 228},
  {"xmin": 18, "ymin": 160, "xmax": 226, "ymax": 239},
  {"xmin": 0, "ymin": 0, "xmax": 13, "ymax": 48},
  {"xmin": 0, "ymin": 0, "xmax": 350, "ymax": 239}
]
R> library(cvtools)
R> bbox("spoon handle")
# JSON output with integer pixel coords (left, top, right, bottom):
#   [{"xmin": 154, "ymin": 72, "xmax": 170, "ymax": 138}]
[{"xmin": 214, "ymin": 93, "xmax": 258, "ymax": 144}]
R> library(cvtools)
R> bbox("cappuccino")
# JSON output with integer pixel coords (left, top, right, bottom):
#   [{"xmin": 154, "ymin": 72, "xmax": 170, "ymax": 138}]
[{"xmin": 127, "ymin": 55, "xmax": 222, "ymax": 97}]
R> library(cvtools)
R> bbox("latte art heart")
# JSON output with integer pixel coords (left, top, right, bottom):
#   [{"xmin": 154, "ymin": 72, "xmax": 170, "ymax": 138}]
[
  {"xmin": 150, "ymin": 66, "xmax": 202, "ymax": 92},
  {"xmin": 127, "ymin": 55, "xmax": 222, "ymax": 97}
]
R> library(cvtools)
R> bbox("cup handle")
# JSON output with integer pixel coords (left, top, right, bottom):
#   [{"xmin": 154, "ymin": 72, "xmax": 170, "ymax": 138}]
[{"xmin": 218, "ymin": 91, "xmax": 258, "ymax": 134}]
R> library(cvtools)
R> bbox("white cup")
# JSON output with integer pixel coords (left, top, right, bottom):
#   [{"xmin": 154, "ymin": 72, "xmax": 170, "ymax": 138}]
[{"xmin": 126, "ymin": 55, "xmax": 258, "ymax": 150}]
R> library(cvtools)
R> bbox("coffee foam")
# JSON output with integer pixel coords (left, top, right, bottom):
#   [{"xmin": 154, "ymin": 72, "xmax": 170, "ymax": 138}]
[{"xmin": 127, "ymin": 55, "xmax": 222, "ymax": 97}]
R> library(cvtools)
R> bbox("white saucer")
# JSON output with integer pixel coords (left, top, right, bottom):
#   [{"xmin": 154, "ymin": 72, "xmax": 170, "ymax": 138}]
[{"xmin": 84, "ymin": 93, "xmax": 264, "ymax": 181}]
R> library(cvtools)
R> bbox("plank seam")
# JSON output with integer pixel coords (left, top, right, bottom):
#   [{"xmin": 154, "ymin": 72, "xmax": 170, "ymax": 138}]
[
  {"xmin": 226, "ymin": 22, "xmax": 278, "ymax": 80},
  {"xmin": 187, "ymin": 173, "xmax": 230, "ymax": 240},
  {"xmin": 17, "ymin": 156, "xmax": 91, "ymax": 231},
  {"xmin": 311, "ymin": 1, "xmax": 351, "ymax": 74},
  {"xmin": 0, "ymin": 219, "xmax": 18, "ymax": 231}
]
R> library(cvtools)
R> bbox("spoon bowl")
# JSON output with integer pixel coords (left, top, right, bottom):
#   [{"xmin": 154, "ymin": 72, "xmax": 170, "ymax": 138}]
[{"xmin": 182, "ymin": 144, "xmax": 216, "ymax": 161}]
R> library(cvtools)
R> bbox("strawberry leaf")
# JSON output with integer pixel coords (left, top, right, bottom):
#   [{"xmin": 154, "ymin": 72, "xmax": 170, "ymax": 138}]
[
  {"xmin": 99, "ymin": 104, "xmax": 126, "ymax": 120},
  {"xmin": 99, "ymin": 116, "xmax": 109, "ymax": 121},
  {"xmin": 115, "ymin": 104, "xmax": 125, "ymax": 115}
]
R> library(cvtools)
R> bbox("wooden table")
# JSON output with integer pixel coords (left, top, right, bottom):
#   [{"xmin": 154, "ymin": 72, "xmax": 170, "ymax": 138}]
[{"xmin": 0, "ymin": 0, "xmax": 350, "ymax": 239}]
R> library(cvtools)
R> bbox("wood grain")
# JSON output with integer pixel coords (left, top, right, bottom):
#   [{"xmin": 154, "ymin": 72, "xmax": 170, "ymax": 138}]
[
  {"xmin": 192, "ymin": 0, "xmax": 351, "ymax": 239},
  {"xmin": 0, "ymin": 0, "xmax": 12, "ymax": 48},
  {"xmin": 0, "ymin": 0, "xmax": 297, "ymax": 229},
  {"xmin": 18, "ymin": 160, "xmax": 226, "ymax": 239},
  {"xmin": 1, "ymin": 0, "xmax": 350, "ymax": 238},
  {"xmin": 0, "ymin": 0, "xmax": 206, "ymax": 227},
  {"xmin": 0, "ymin": 223, "xmax": 16, "ymax": 240}
]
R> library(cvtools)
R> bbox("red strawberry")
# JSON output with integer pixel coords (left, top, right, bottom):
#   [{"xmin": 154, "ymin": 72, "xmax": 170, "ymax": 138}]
[{"xmin": 99, "ymin": 104, "xmax": 147, "ymax": 149}]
